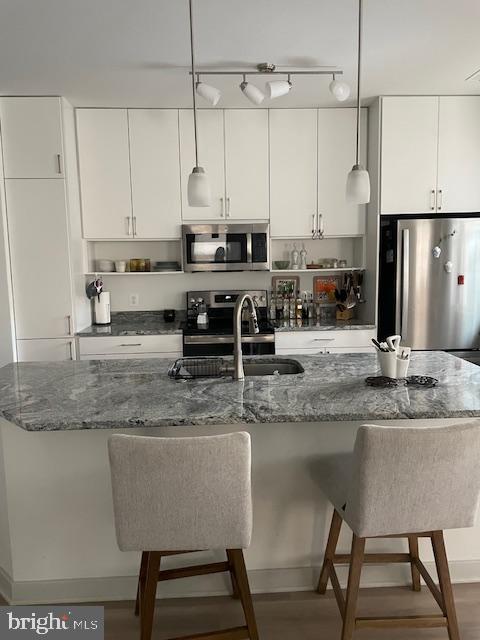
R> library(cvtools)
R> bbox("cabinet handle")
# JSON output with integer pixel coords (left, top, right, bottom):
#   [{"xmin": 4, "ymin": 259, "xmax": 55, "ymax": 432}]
[
  {"xmin": 226, "ymin": 197, "xmax": 231, "ymax": 218},
  {"xmin": 312, "ymin": 213, "xmax": 317, "ymax": 239},
  {"xmin": 430, "ymin": 189, "xmax": 436, "ymax": 210},
  {"xmin": 317, "ymin": 213, "xmax": 325, "ymax": 239},
  {"xmin": 66, "ymin": 315, "xmax": 73, "ymax": 337},
  {"xmin": 119, "ymin": 343, "xmax": 142, "ymax": 347},
  {"xmin": 68, "ymin": 340, "xmax": 74, "ymax": 360},
  {"xmin": 437, "ymin": 189, "xmax": 443, "ymax": 211},
  {"xmin": 220, "ymin": 197, "xmax": 225, "ymax": 217},
  {"xmin": 56, "ymin": 154, "xmax": 62, "ymax": 174},
  {"xmin": 126, "ymin": 217, "xmax": 132, "ymax": 236},
  {"xmin": 133, "ymin": 216, "xmax": 137, "ymax": 236},
  {"xmin": 312, "ymin": 338, "xmax": 335, "ymax": 342}
]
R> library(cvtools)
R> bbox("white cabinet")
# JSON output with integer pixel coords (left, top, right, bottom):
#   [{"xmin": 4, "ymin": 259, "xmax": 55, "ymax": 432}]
[
  {"xmin": 179, "ymin": 110, "xmax": 225, "ymax": 220},
  {"xmin": 437, "ymin": 97, "xmax": 480, "ymax": 213},
  {"xmin": 76, "ymin": 109, "xmax": 133, "ymax": 239},
  {"xmin": 317, "ymin": 109, "xmax": 367, "ymax": 236},
  {"xmin": 269, "ymin": 109, "xmax": 318, "ymax": 237},
  {"xmin": 0, "ymin": 97, "xmax": 64, "ymax": 178},
  {"xmin": 128, "ymin": 109, "xmax": 182, "ymax": 238},
  {"xmin": 224, "ymin": 109, "xmax": 269, "ymax": 220},
  {"xmin": 5, "ymin": 179, "xmax": 74, "ymax": 340},
  {"xmin": 275, "ymin": 329, "xmax": 375, "ymax": 354},
  {"xmin": 78, "ymin": 335, "xmax": 182, "ymax": 360},
  {"xmin": 17, "ymin": 339, "xmax": 75, "ymax": 362},
  {"xmin": 380, "ymin": 97, "xmax": 439, "ymax": 215}
]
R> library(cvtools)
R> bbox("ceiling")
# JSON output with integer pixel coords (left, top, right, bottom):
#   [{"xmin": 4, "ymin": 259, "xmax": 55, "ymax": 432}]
[{"xmin": 0, "ymin": 0, "xmax": 479, "ymax": 108}]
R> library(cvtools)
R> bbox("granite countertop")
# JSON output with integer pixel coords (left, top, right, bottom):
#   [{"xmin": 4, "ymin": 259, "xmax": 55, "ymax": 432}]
[
  {"xmin": 273, "ymin": 318, "xmax": 375, "ymax": 331},
  {"xmin": 76, "ymin": 311, "xmax": 185, "ymax": 337},
  {"xmin": 0, "ymin": 352, "xmax": 479, "ymax": 432}
]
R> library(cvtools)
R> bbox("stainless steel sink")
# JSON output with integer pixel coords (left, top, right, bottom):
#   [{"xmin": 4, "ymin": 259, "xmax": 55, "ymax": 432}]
[{"xmin": 242, "ymin": 358, "xmax": 304, "ymax": 377}]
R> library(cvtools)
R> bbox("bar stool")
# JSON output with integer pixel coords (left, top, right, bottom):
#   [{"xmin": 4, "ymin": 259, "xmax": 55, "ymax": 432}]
[
  {"xmin": 315, "ymin": 422, "xmax": 480, "ymax": 640},
  {"xmin": 108, "ymin": 432, "xmax": 259, "ymax": 640}
]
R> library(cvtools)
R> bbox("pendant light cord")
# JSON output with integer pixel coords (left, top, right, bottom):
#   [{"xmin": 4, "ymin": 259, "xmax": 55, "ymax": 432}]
[
  {"xmin": 355, "ymin": 0, "xmax": 363, "ymax": 166},
  {"xmin": 188, "ymin": 0, "xmax": 199, "ymax": 167}
]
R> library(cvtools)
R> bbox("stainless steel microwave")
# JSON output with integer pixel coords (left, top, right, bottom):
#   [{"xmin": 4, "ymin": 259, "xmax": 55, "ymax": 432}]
[{"xmin": 182, "ymin": 224, "xmax": 269, "ymax": 272}]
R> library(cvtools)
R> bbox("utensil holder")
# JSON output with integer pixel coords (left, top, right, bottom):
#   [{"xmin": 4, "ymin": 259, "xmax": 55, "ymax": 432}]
[{"xmin": 378, "ymin": 349, "xmax": 411, "ymax": 379}]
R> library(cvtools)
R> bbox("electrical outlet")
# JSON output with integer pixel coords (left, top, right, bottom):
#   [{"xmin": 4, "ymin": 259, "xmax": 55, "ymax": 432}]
[{"xmin": 129, "ymin": 293, "xmax": 139, "ymax": 307}]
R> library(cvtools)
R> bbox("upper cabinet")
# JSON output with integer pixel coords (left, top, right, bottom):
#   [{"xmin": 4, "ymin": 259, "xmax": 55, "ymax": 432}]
[
  {"xmin": 380, "ymin": 97, "xmax": 439, "ymax": 215},
  {"xmin": 224, "ymin": 109, "xmax": 269, "ymax": 220},
  {"xmin": 128, "ymin": 109, "xmax": 182, "ymax": 238},
  {"xmin": 179, "ymin": 109, "xmax": 270, "ymax": 222},
  {"xmin": 317, "ymin": 108, "xmax": 366, "ymax": 236},
  {"xmin": 380, "ymin": 96, "xmax": 480, "ymax": 215},
  {"xmin": 0, "ymin": 97, "xmax": 64, "ymax": 178},
  {"xmin": 179, "ymin": 109, "xmax": 226, "ymax": 220},
  {"xmin": 269, "ymin": 109, "xmax": 318, "ymax": 237},
  {"xmin": 77, "ymin": 109, "xmax": 133, "ymax": 239},
  {"xmin": 437, "ymin": 97, "xmax": 480, "ymax": 214}
]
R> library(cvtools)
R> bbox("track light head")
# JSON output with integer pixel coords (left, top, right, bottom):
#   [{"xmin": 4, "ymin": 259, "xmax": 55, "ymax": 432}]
[
  {"xmin": 240, "ymin": 78, "xmax": 265, "ymax": 105},
  {"xmin": 329, "ymin": 77, "xmax": 351, "ymax": 102},
  {"xmin": 265, "ymin": 78, "xmax": 292, "ymax": 100},
  {"xmin": 196, "ymin": 81, "xmax": 221, "ymax": 106}
]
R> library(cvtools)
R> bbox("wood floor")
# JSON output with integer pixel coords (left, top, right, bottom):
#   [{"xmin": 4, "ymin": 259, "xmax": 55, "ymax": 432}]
[{"xmin": 98, "ymin": 583, "xmax": 480, "ymax": 640}]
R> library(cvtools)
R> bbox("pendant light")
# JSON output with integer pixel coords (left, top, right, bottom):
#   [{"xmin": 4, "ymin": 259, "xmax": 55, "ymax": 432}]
[
  {"xmin": 187, "ymin": 0, "xmax": 211, "ymax": 207},
  {"xmin": 346, "ymin": 0, "xmax": 370, "ymax": 204}
]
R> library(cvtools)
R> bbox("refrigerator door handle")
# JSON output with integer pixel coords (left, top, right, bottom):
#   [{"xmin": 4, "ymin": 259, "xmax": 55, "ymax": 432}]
[{"xmin": 400, "ymin": 228, "xmax": 410, "ymax": 340}]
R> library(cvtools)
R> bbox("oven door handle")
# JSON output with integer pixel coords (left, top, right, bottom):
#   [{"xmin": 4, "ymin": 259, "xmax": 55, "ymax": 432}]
[{"xmin": 183, "ymin": 334, "xmax": 275, "ymax": 345}]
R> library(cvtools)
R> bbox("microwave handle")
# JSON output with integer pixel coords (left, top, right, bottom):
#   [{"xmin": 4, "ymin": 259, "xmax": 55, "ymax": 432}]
[{"xmin": 246, "ymin": 233, "xmax": 253, "ymax": 264}]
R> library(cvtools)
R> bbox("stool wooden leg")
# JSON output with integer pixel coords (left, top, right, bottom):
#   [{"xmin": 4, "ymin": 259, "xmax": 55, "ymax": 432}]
[
  {"xmin": 408, "ymin": 535, "xmax": 421, "ymax": 592},
  {"xmin": 140, "ymin": 551, "xmax": 161, "ymax": 640},
  {"xmin": 226, "ymin": 549, "xmax": 240, "ymax": 599},
  {"xmin": 431, "ymin": 531, "xmax": 460, "ymax": 640},
  {"xmin": 135, "ymin": 551, "xmax": 149, "ymax": 616},
  {"xmin": 229, "ymin": 549, "xmax": 259, "ymax": 640},
  {"xmin": 341, "ymin": 535, "xmax": 365, "ymax": 640},
  {"xmin": 317, "ymin": 509, "xmax": 343, "ymax": 594}
]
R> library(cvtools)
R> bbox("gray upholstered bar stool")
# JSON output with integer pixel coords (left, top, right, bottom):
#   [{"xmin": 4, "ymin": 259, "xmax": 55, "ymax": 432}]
[
  {"xmin": 315, "ymin": 422, "xmax": 480, "ymax": 640},
  {"xmin": 108, "ymin": 432, "xmax": 259, "ymax": 640}
]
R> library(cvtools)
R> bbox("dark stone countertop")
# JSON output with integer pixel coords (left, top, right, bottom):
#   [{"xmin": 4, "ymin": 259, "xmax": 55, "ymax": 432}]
[
  {"xmin": 0, "ymin": 352, "xmax": 479, "ymax": 431},
  {"xmin": 76, "ymin": 311, "xmax": 185, "ymax": 337}
]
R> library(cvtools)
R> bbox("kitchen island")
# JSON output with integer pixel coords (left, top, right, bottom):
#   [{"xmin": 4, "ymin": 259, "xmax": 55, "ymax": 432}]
[{"xmin": 0, "ymin": 352, "xmax": 479, "ymax": 604}]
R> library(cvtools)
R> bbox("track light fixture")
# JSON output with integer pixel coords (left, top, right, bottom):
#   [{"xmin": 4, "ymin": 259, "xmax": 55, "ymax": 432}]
[
  {"xmin": 189, "ymin": 63, "xmax": 346, "ymax": 105},
  {"xmin": 240, "ymin": 75, "xmax": 265, "ymax": 105}
]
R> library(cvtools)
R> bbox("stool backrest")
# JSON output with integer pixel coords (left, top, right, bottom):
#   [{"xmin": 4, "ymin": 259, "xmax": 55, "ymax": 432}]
[
  {"xmin": 345, "ymin": 422, "xmax": 480, "ymax": 538},
  {"xmin": 108, "ymin": 432, "xmax": 252, "ymax": 551}
]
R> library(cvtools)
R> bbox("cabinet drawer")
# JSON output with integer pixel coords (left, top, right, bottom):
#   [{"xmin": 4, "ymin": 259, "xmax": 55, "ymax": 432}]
[
  {"xmin": 80, "ymin": 351, "xmax": 181, "ymax": 361},
  {"xmin": 78, "ymin": 335, "xmax": 182, "ymax": 356},
  {"xmin": 275, "ymin": 329, "xmax": 375, "ymax": 351}
]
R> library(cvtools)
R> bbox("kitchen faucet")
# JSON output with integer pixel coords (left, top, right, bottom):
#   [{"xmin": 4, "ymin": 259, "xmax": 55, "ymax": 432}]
[{"xmin": 232, "ymin": 293, "xmax": 259, "ymax": 380}]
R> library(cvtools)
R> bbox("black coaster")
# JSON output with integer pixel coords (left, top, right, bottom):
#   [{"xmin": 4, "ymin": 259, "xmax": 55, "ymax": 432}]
[
  {"xmin": 365, "ymin": 376, "xmax": 407, "ymax": 388},
  {"xmin": 406, "ymin": 375, "xmax": 438, "ymax": 388}
]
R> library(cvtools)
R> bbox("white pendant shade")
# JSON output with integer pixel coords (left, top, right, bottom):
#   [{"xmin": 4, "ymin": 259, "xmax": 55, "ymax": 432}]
[
  {"xmin": 346, "ymin": 164, "xmax": 370, "ymax": 204},
  {"xmin": 240, "ymin": 80, "xmax": 265, "ymax": 105},
  {"xmin": 196, "ymin": 82, "xmax": 221, "ymax": 106},
  {"xmin": 188, "ymin": 167, "xmax": 211, "ymax": 207}
]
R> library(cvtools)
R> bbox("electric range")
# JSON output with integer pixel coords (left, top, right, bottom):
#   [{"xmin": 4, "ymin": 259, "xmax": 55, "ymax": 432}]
[{"xmin": 182, "ymin": 289, "xmax": 275, "ymax": 357}]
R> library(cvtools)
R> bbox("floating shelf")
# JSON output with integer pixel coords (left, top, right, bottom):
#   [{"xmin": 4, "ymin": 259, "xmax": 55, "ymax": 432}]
[
  {"xmin": 85, "ymin": 271, "xmax": 184, "ymax": 276},
  {"xmin": 270, "ymin": 267, "xmax": 365, "ymax": 273}
]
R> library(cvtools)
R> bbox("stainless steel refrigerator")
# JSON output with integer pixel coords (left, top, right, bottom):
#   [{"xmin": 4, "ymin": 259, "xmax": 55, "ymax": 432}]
[{"xmin": 378, "ymin": 215, "xmax": 480, "ymax": 353}]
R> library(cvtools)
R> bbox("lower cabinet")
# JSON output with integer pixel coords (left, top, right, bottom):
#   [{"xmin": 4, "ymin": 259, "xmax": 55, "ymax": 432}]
[
  {"xmin": 17, "ymin": 338, "xmax": 76, "ymax": 362},
  {"xmin": 275, "ymin": 329, "xmax": 375, "ymax": 355},
  {"xmin": 78, "ymin": 335, "xmax": 182, "ymax": 360}
]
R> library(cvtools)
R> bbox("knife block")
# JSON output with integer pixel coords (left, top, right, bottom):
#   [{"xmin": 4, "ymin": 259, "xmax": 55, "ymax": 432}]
[{"xmin": 336, "ymin": 308, "xmax": 354, "ymax": 320}]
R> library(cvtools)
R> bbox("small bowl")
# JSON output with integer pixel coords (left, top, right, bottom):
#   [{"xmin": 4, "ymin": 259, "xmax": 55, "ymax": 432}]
[{"xmin": 273, "ymin": 261, "xmax": 290, "ymax": 270}]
